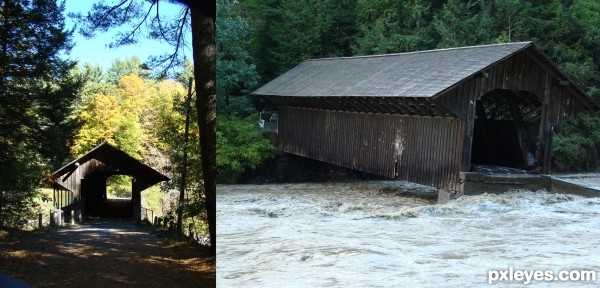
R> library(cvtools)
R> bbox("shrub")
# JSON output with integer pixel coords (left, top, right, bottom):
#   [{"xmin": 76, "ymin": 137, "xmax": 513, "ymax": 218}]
[
  {"xmin": 552, "ymin": 113, "xmax": 600, "ymax": 172},
  {"xmin": 217, "ymin": 114, "xmax": 277, "ymax": 183}
]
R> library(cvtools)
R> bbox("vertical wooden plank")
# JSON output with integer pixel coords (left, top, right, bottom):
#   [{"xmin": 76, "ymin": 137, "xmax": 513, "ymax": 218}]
[
  {"xmin": 461, "ymin": 78, "xmax": 478, "ymax": 171},
  {"xmin": 538, "ymin": 74, "xmax": 552, "ymax": 172}
]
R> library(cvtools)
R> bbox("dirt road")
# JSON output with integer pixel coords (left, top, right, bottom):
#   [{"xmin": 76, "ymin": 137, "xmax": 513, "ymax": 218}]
[{"xmin": 0, "ymin": 220, "xmax": 215, "ymax": 287}]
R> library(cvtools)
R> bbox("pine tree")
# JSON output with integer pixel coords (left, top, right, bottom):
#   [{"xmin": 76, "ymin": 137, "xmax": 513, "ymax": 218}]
[
  {"xmin": 353, "ymin": 0, "xmax": 433, "ymax": 55},
  {"xmin": 0, "ymin": 0, "xmax": 77, "ymax": 227},
  {"xmin": 216, "ymin": 0, "xmax": 259, "ymax": 107}
]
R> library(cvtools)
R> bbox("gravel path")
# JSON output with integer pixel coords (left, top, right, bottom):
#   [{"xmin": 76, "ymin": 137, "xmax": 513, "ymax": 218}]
[{"xmin": 0, "ymin": 219, "xmax": 215, "ymax": 288}]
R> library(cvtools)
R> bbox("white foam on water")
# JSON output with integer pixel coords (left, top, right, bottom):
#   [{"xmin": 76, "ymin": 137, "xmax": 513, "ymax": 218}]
[{"xmin": 217, "ymin": 183, "xmax": 600, "ymax": 287}]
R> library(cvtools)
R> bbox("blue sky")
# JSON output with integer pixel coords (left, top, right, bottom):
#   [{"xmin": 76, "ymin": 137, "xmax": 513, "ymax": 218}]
[{"xmin": 64, "ymin": 0, "xmax": 192, "ymax": 70}]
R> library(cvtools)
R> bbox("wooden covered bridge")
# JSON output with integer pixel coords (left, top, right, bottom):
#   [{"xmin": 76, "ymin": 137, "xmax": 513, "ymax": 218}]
[
  {"xmin": 47, "ymin": 142, "xmax": 169, "ymax": 222},
  {"xmin": 253, "ymin": 42, "xmax": 598, "ymax": 192}
]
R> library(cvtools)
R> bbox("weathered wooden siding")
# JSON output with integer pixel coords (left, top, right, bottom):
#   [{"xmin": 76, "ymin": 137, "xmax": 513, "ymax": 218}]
[
  {"xmin": 279, "ymin": 107, "xmax": 465, "ymax": 191},
  {"xmin": 55, "ymin": 158, "xmax": 108, "ymax": 199}
]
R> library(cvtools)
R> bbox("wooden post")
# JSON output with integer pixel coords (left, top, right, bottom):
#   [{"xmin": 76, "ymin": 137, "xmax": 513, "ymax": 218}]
[
  {"xmin": 462, "ymin": 79, "xmax": 482, "ymax": 172},
  {"xmin": 507, "ymin": 91, "xmax": 536, "ymax": 167},
  {"xmin": 38, "ymin": 213, "xmax": 42, "ymax": 229},
  {"xmin": 538, "ymin": 74, "xmax": 554, "ymax": 173},
  {"xmin": 132, "ymin": 178, "xmax": 142, "ymax": 222}
]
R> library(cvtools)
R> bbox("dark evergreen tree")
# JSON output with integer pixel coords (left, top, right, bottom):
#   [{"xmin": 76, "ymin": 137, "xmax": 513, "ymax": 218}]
[
  {"xmin": 217, "ymin": 0, "xmax": 259, "ymax": 107},
  {"xmin": 353, "ymin": 0, "xmax": 433, "ymax": 55},
  {"xmin": 241, "ymin": 0, "xmax": 283, "ymax": 82},
  {"xmin": 431, "ymin": 0, "xmax": 494, "ymax": 48},
  {"xmin": 243, "ymin": 0, "xmax": 357, "ymax": 81},
  {"xmin": 0, "ymin": 0, "xmax": 78, "ymax": 227}
]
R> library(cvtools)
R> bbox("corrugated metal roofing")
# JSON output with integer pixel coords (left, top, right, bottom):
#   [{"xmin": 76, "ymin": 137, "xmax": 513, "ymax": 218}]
[{"xmin": 253, "ymin": 42, "xmax": 533, "ymax": 98}]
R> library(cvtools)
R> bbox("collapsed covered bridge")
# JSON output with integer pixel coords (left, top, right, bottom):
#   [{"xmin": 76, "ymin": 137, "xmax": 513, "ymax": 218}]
[{"xmin": 253, "ymin": 42, "xmax": 598, "ymax": 192}]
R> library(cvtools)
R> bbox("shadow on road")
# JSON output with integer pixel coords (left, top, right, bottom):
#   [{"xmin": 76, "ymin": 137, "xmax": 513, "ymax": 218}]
[{"xmin": 0, "ymin": 219, "xmax": 215, "ymax": 288}]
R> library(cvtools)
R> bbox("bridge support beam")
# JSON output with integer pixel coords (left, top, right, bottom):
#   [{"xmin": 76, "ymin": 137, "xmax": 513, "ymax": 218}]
[{"xmin": 132, "ymin": 178, "xmax": 142, "ymax": 222}]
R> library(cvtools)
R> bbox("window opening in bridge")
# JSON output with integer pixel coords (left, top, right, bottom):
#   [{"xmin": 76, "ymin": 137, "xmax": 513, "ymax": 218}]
[{"xmin": 106, "ymin": 175, "xmax": 133, "ymax": 199}]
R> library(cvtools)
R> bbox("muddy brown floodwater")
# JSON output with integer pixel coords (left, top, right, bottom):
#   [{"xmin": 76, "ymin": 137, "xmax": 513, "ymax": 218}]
[{"xmin": 0, "ymin": 219, "xmax": 215, "ymax": 288}]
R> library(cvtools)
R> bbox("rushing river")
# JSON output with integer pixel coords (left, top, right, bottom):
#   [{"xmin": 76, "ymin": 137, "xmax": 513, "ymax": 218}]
[{"xmin": 217, "ymin": 181, "xmax": 600, "ymax": 287}]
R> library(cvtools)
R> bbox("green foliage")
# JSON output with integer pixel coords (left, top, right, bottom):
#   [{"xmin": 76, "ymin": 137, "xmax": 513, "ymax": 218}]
[
  {"xmin": 353, "ymin": 0, "xmax": 431, "ymax": 54},
  {"xmin": 71, "ymin": 73, "xmax": 186, "ymax": 159},
  {"xmin": 243, "ymin": 0, "xmax": 600, "ymax": 98},
  {"xmin": 242, "ymin": 0, "xmax": 356, "ymax": 80},
  {"xmin": 217, "ymin": 94, "xmax": 256, "ymax": 118},
  {"xmin": 431, "ymin": 0, "xmax": 494, "ymax": 48},
  {"xmin": 217, "ymin": 115, "xmax": 277, "ymax": 183},
  {"xmin": 0, "ymin": 0, "xmax": 77, "ymax": 228},
  {"xmin": 107, "ymin": 56, "xmax": 151, "ymax": 83},
  {"xmin": 0, "ymin": 146, "xmax": 45, "ymax": 228},
  {"xmin": 141, "ymin": 185, "xmax": 165, "ymax": 218},
  {"xmin": 214, "ymin": 0, "xmax": 277, "ymax": 184},
  {"xmin": 36, "ymin": 74, "xmax": 85, "ymax": 169},
  {"xmin": 492, "ymin": 0, "xmax": 532, "ymax": 43},
  {"xmin": 552, "ymin": 113, "xmax": 600, "ymax": 172},
  {"xmin": 153, "ymin": 82, "xmax": 207, "ymax": 227},
  {"xmin": 217, "ymin": 0, "xmax": 259, "ymax": 98},
  {"xmin": 106, "ymin": 175, "xmax": 133, "ymax": 198},
  {"xmin": 241, "ymin": 0, "xmax": 283, "ymax": 82}
]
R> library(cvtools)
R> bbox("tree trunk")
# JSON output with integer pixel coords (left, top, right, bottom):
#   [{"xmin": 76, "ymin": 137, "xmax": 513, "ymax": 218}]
[
  {"xmin": 177, "ymin": 78, "xmax": 193, "ymax": 233},
  {"xmin": 190, "ymin": 9, "xmax": 216, "ymax": 255}
]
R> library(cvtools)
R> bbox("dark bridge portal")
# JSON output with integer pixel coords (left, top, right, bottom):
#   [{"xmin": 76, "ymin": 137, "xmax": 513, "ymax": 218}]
[
  {"xmin": 82, "ymin": 174, "xmax": 134, "ymax": 219},
  {"xmin": 472, "ymin": 89, "xmax": 542, "ymax": 170},
  {"xmin": 49, "ymin": 142, "xmax": 169, "ymax": 222}
]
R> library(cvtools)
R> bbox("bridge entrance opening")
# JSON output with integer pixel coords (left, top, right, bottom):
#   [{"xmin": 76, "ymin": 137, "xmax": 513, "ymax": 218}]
[
  {"xmin": 471, "ymin": 89, "xmax": 542, "ymax": 171},
  {"xmin": 102, "ymin": 175, "xmax": 134, "ymax": 219},
  {"xmin": 107, "ymin": 175, "xmax": 133, "ymax": 199},
  {"xmin": 82, "ymin": 173, "xmax": 134, "ymax": 219}
]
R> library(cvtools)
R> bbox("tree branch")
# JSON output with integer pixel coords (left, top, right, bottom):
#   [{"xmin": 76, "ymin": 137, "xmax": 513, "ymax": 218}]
[
  {"xmin": 90, "ymin": 0, "xmax": 129, "ymax": 30},
  {"xmin": 113, "ymin": 0, "xmax": 157, "ymax": 47}
]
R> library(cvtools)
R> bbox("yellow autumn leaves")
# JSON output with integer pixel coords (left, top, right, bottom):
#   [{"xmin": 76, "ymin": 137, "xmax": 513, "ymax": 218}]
[{"xmin": 71, "ymin": 74, "xmax": 187, "ymax": 160}]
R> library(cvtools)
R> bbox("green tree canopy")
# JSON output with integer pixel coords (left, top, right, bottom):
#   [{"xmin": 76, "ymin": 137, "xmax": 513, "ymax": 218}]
[
  {"xmin": 107, "ymin": 56, "xmax": 151, "ymax": 83},
  {"xmin": 353, "ymin": 0, "xmax": 432, "ymax": 55},
  {"xmin": 0, "ymin": 0, "xmax": 78, "ymax": 227},
  {"xmin": 216, "ymin": 0, "xmax": 259, "ymax": 106}
]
